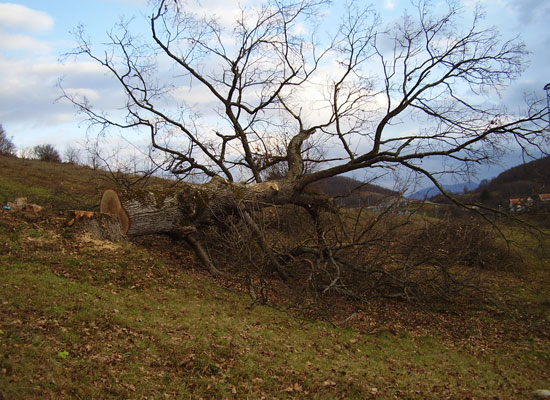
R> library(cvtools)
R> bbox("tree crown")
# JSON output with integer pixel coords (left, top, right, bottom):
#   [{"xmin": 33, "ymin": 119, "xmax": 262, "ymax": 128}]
[
  {"xmin": 0, "ymin": 124, "xmax": 16, "ymax": 156},
  {"xmin": 62, "ymin": 0, "xmax": 549, "ymax": 188}
]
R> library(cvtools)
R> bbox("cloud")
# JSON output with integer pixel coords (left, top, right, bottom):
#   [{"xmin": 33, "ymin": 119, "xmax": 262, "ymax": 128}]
[
  {"xmin": 0, "ymin": 3, "xmax": 54, "ymax": 33},
  {"xmin": 0, "ymin": 32, "xmax": 51, "ymax": 53},
  {"xmin": 105, "ymin": 0, "xmax": 149, "ymax": 5},
  {"xmin": 504, "ymin": 0, "xmax": 550, "ymax": 24},
  {"xmin": 62, "ymin": 88, "xmax": 101, "ymax": 102},
  {"xmin": 384, "ymin": 0, "xmax": 396, "ymax": 10},
  {"xmin": 0, "ymin": 55, "xmax": 124, "ymax": 134}
]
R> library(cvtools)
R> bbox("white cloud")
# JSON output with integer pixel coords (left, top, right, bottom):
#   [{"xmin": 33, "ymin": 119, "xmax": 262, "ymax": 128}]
[
  {"xmin": 503, "ymin": 0, "xmax": 550, "ymax": 24},
  {"xmin": 0, "ymin": 54, "xmax": 124, "ymax": 134},
  {"xmin": 0, "ymin": 3, "xmax": 54, "ymax": 33},
  {"xmin": 172, "ymin": 84, "xmax": 217, "ymax": 106},
  {"xmin": 32, "ymin": 59, "xmax": 106, "ymax": 77},
  {"xmin": 384, "ymin": 0, "xmax": 396, "ymax": 10},
  {"xmin": 62, "ymin": 88, "xmax": 101, "ymax": 102},
  {"xmin": 0, "ymin": 32, "xmax": 51, "ymax": 53}
]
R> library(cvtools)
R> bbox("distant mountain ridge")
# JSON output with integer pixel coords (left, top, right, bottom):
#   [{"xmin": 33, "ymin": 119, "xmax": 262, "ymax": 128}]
[
  {"xmin": 468, "ymin": 156, "xmax": 550, "ymax": 206},
  {"xmin": 409, "ymin": 182, "xmax": 479, "ymax": 200},
  {"xmin": 420, "ymin": 156, "xmax": 550, "ymax": 207},
  {"xmin": 308, "ymin": 176, "xmax": 398, "ymax": 207},
  {"xmin": 483, "ymin": 156, "xmax": 550, "ymax": 189}
]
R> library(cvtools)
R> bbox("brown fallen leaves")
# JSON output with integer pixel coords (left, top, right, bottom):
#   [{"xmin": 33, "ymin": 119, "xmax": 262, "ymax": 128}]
[{"xmin": 284, "ymin": 382, "xmax": 304, "ymax": 392}]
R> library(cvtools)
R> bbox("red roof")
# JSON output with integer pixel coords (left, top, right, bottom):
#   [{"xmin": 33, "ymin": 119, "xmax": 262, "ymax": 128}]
[
  {"xmin": 509, "ymin": 197, "xmax": 533, "ymax": 205},
  {"xmin": 509, "ymin": 198, "xmax": 524, "ymax": 204}
]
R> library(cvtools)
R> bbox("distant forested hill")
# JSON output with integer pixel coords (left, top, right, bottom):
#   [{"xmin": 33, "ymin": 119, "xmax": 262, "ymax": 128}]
[
  {"xmin": 432, "ymin": 156, "xmax": 550, "ymax": 207},
  {"xmin": 484, "ymin": 156, "xmax": 550, "ymax": 189},
  {"xmin": 409, "ymin": 182, "xmax": 479, "ymax": 200},
  {"xmin": 308, "ymin": 176, "xmax": 398, "ymax": 207}
]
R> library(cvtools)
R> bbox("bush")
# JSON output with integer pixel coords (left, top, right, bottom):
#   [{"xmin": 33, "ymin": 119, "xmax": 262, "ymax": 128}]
[
  {"xmin": 0, "ymin": 124, "xmax": 16, "ymax": 156},
  {"xmin": 33, "ymin": 144, "xmax": 61, "ymax": 163},
  {"xmin": 63, "ymin": 145, "xmax": 81, "ymax": 164},
  {"xmin": 408, "ymin": 218, "xmax": 518, "ymax": 270}
]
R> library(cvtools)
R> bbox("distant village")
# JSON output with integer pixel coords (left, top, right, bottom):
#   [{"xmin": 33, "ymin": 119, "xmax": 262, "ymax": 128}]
[{"xmin": 509, "ymin": 193, "xmax": 550, "ymax": 213}]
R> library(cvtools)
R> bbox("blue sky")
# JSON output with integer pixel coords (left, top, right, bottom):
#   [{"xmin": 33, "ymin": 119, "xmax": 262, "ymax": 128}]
[
  {"xmin": 0, "ymin": 0, "xmax": 549, "ymax": 184},
  {"xmin": 0, "ymin": 0, "xmax": 150, "ymax": 146}
]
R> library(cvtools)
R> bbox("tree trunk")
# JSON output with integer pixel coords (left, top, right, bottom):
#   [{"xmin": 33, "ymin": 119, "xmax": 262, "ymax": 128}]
[
  {"xmin": 100, "ymin": 174, "xmax": 335, "ymax": 238},
  {"xmin": 91, "ymin": 176, "xmax": 331, "ymax": 276},
  {"xmin": 120, "ymin": 191, "xmax": 186, "ymax": 237},
  {"xmin": 110, "ymin": 176, "xmax": 294, "ymax": 237}
]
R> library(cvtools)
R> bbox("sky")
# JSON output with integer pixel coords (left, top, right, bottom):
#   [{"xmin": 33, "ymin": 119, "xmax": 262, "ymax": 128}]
[{"xmin": 0, "ymin": 0, "xmax": 549, "ymax": 185}]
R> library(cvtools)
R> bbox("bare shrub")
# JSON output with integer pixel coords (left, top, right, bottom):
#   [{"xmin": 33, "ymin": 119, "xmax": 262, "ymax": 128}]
[
  {"xmin": 18, "ymin": 147, "xmax": 34, "ymax": 159},
  {"xmin": 324, "ymin": 214, "xmax": 521, "ymax": 301},
  {"xmin": 63, "ymin": 145, "xmax": 81, "ymax": 164},
  {"xmin": 33, "ymin": 144, "xmax": 61, "ymax": 163},
  {"xmin": 407, "ymin": 219, "xmax": 518, "ymax": 270},
  {"xmin": 0, "ymin": 124, "xmax": 16, "ymax": 156}
]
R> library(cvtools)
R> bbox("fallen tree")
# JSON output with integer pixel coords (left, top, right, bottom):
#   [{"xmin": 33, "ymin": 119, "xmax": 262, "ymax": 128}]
[
  {"xmin": 96, "ymin": 180, "xmax": 319, "ymax": 278},
  {"xmin": 61, "ymin": 0, "xmax": 548, "ymax": 296}
]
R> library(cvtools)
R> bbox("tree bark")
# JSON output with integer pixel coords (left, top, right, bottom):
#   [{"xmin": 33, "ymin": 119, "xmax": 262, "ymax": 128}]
[
  {"xmin": 112, "ymin": 176, "xmax": 315, "ymax": 237},
  {"xmin": 97, "ymin": 177, "xmax": 295, "ymax": 276},
  {"xmin": 91, "ymin": 176, "xmax": 333, "ymax": 276},
  {"xmin": 120, "ymin": 191, "xmax": 185, "ymax": 237}
]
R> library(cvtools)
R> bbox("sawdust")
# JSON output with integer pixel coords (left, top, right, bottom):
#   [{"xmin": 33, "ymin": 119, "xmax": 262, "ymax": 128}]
[{"xmin": 76, "ymin": 233, "xmax": 122, "ymax": 252}]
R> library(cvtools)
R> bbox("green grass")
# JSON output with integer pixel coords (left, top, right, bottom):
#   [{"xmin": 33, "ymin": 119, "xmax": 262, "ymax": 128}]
[
  {"xmin": 1, "ymin": 155, "xmax": 549, "ymax": 399},
  {"xmin": 0, "ymin": 155, "xmax": 184, "ymax": 210},
  {"xmin": 1, "ymin": 219, "xmax": 549, "ymax": 399},
  {"xmin": 0, "ymin": 156, "xmax": 107, "ymax": 210}
]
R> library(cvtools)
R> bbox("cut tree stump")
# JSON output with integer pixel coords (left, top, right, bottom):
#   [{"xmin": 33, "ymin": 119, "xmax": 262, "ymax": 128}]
[
  {"xmin": 67, "ymin": 188, "xmax": 223, "ymax": 276},
  {"xmin": 66, "ymin": 210, "xmax": 124, "ymax": 242},
  {"xmin": 98, "ymin": 188, "xmax": 223, "ymax": 276}
]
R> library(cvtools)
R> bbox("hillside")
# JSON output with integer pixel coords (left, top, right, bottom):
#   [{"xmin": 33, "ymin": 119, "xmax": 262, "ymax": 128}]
[
  {"xmin": 0, "ymin": 155, "xmax": 174, "ymax": 211},
  {"xmin": 409, "ymin": 182, "xmax": 479, "ymax": 200},
  {"xmin": 428, "ymin": 156, "xmax": 550, "ymax": 207},
  {"xmin": 487, "ymin": 156, "xmax": 550, "ymax": 188},
  {"xmin": 1, "ymin": 155, "xmax": 550, "ymax": 399},
  {"xmin": 309, "ymin": 176, "xmax": 398, "ymax": 207},
  {"xmin": 472, "ymin": 156, "xmax": 550, "ymax": 206},
  {"xmin": 0, "ymin": 155, "xmax": 396, "ymax": 210}
]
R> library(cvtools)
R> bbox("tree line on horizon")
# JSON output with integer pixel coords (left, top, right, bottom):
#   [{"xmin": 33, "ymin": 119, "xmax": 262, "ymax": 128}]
[{"xmin": 0, "ymin": 123, "xmax": 78, "ymax": 164}]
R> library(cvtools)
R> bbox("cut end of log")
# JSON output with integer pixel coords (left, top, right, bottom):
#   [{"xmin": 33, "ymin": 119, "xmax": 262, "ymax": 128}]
[
  {"xmin": 100, "ymin": 189, "xmax": 130, "ymax": 234},
  {"xmin": 118, "ymin": 207, "xmax": 130, "ymax": 235},
  {"xmin": 100, "ymin": 189, "xmax": 122, "ymax": 214}
]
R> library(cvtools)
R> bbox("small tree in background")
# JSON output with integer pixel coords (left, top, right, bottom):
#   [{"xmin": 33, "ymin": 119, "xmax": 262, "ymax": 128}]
[
  {"xmin": 18, "ymin": 147, "xmax": 34, "ymax": 159},
  {"xmin": 33, "ymin": 144, "xmax": 61, "ymax": 163},
  {"xmin": 0, "ymin": 124, "xmax": 16, "ymax": 156},
  {"xmin": 63, "ymin": 144, "xmax": 81, "ymax": 164}
]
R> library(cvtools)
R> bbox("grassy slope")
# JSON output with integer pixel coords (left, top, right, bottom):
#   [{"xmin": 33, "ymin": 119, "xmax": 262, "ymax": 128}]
[
  {"xmin": 0, "ymin": 156, "xmax": 109, "ymax": 211},
  {"xmin": 1, "ymin": 156, "xmax": 549, "ymax": 399}
]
